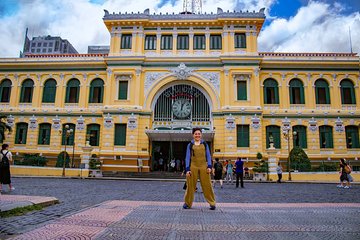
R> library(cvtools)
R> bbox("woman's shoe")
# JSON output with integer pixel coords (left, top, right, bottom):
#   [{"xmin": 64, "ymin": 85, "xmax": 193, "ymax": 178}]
[
  {"xmin": 183, "ymin": 203, "xmax": 190, "ymax": 209},
  {"xmin": 210, "ymin": 205, "xmax": 216, "ymax": 210},
  {"xmin": 9, "ymin": 187, "xmax": 15, "ymax": 191}
]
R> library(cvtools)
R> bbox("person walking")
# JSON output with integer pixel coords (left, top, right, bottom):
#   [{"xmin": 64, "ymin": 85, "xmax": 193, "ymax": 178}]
[
  {"xmin": 276, "ymin": 163, "xmax": 283, "ymax": 183},
  {"xmin": 235, "ymin": 158, "xmax": 244, "ymax": 188},
  {"xmin": 226, "ymin": 160, "xmax": 234, "ymax": 184},
  {"xmin": 338, "ymin": 158, "xmax": 351, "ymax": 189},
  {"xmin": 183, "ymin": 128, "xmax": 216, "ymax": 210},
  {"xmin": 0, "ymin": 144, "xmax": 15, "ymax": 193},
  {"xmin": 213, "ymin": 158, "xmax": 223, "ymax": 189}
]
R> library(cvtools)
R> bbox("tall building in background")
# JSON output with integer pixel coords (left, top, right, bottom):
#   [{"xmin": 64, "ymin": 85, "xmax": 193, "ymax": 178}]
[
  {"xmin": 21, "ymin": 31, "xmax": 78, "ymax": 56},
  {"xmin": 0, "ymin": 6, "xmax": 359, "ymax": 176}
]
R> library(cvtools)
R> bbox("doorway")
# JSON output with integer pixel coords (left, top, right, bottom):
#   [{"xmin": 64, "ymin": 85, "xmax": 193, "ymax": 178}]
[{"xmin": 151, "ymin": 141, "xmax": 189, "ymax": 172}]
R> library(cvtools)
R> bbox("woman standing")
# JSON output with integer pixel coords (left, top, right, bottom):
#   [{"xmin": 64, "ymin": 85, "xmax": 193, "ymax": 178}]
[
  {"xmin": 0, "ymin": 144, "xmax": 15, "ymax": 192},
  {"xmin": 183, "ymin": 128, "xmax": 216, "ymax": 210}
]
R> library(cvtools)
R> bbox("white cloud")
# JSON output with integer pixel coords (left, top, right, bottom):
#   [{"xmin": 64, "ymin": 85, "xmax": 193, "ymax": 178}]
[
  {"xmin": 0, "ymin": 0, "xmax": 358, "ymax": 57},
  {"xmin": 258, "ymin": 1, "xmax": 360, "ymax": 53}
]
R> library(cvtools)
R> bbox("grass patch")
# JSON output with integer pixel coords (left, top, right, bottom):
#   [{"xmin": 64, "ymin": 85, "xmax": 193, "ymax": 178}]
[{"xmin": 0, "ymin": 205, "xmax": 43, "ymax": 218}]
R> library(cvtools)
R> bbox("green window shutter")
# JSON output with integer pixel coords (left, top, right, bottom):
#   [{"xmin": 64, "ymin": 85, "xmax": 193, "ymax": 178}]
[
  {"xmin": 61, "ymin": 124, "xmax": 75, "ymax": 145},
  {"xmin": 264, "ymin": 79, "xmax": 279, "ymax": 104},
  {"xmin": 235, "ymin": 33, "xmax": 246, "ymax": 48},
  {"xmin": 65, "ymin": 79, "xmax": 80, "ymax": 103},
  {"xmin": 341, "ymin": 80, "xmax": 356, "ymax": 104},
  {"xmin": 38, "ymin": 123, "xmax": 51, "ymax": 145},
  {"xmin": 20, "ymin": 79, "xmax": 34, "ymax": 103},
  {"xmin": 0, "ymin": 79, "xmax": 11, "ymax": 103},
  {"xmin": 177, "ymin": 35, "xmax": 189, "ymax": 50},
  {"xmin": 114, "ymin": 124, "xmax": 127, "ymax": 145},
  {"xmin": 89, "ymin": 79, "xmax": 104, "ymax": 103},
  {"xmin": 346, "ymin": 126, "xmax": 360, "ymax": 148},
  {"xmin": 237, "ymin": 125, "xmax": 249, "ymax": 147},
  {"xmin": 145, "ymin": 35, "xmax": 156, "ymax": 50},
  {"xmin": 237, "ymin": 81, "xmax": 247, "ymax": 100},
  {"xmin": 210, "ymin": 35, "xmax": 222, "ymax": 49},
  {"xmin": 293, "ymin": 125, "xmax": 307, "ymax": 149},
  {"xmin": 194, "ymin": 35, "xmax": 205, "ymax": 50},
  {"xmin": 289, "ymin": 79, "xmax": 305, "ymax": 104},
  {"xmin": 161, "ymin": 35, "xmax": 173, "ymax": 50},
  {"xmin": 118, "ymin": 81, "xmax": 128, "ymax": 100},
  {"xmin": 266, "ymin": 126, "xmax": 281, "ymax": 149},
  {"xmin": 87, "ymin": 124, "xmax": 100, "ymax": 146},
  {"xmin": 15, "ymin": 123, "xmax": 28, "ymax": 144},
  {"xmin": 42, "ymin": 79, "xmax": 56, "ymax": 103},
  {"xmin": 121, "ymin": 34, "xmax": 132, "ymax": 49},
  {"xmin": 319, "ymin": 126, "xmax": 333, "ymax": 148},
  {"xmin": 315, "ymin": 80, "xmax": 330, "ymax": 104}
]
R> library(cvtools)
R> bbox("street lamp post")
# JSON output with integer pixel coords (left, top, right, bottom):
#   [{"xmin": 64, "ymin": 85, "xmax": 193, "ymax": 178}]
[
  {"xmin": 283, "ymin": 129, "xmax": 297, "ymax": 181},
  {"xmin": 62, "ymin": 125, "xmax": 74, "ymax": 177}
]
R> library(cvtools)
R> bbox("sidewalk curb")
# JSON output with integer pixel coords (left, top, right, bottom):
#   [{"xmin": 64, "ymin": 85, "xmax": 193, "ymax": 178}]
[{"xmin": 0, "ymin": 195, "xmax": 59, "ymax": 214}]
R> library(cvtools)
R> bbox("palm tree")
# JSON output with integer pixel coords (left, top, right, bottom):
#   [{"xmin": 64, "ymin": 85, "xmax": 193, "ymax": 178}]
[{"xmin": 0, "ymin": 115, "xmax": 12, "ymax": 143}]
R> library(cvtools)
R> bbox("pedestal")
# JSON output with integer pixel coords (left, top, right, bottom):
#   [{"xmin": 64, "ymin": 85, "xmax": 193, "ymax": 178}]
[
  {"xmin": 266, "ymin": 147, "xmax": 278, "ymax": 181},
  {"xmin": 81, "ymin": 146, "xmax": 94, "ymax": 169}
]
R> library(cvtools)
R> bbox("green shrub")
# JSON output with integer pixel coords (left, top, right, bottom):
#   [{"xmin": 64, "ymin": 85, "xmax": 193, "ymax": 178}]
[
  {"xmin": 15, "ymin": 153, "xmax": 47, "ymax": 166},
  {"xmin": 89, "ymin": 154, "xmax": 101, "ymax": 169},
  {"xmin": 56, "ymin": 151, "xmax": 70, "ymax": 168},
  {"xmin": 253, "ymin": 160, "xmax": 269, "ymax": 173},
  {"xmin": 289, "ymin": 147, "xmax": 311, "ymax": 172}
]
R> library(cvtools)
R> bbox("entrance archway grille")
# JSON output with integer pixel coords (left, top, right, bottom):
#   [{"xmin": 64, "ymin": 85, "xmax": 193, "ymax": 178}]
[{"xmin": 154, "ymin": 84, "xmax": 210, "ymax": 122}]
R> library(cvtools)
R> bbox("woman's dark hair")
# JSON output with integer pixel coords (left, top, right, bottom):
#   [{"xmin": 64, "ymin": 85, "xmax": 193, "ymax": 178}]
[
  {"xmin": 340, "ymin": 158, "xmax": 347, "ymax": 165},
  {"xmin": 192, "ymin": 128, "xmax": 202, "ymax": 134},
  {"xmin": 2, "ymin": 144, "xmax": 9, "ymax": 150}
]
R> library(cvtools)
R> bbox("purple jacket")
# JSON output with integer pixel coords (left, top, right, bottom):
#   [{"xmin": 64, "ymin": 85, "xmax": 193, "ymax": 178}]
[{"xmin": 185, "ymin": 139, "xmax": 212, "ymax": 172}]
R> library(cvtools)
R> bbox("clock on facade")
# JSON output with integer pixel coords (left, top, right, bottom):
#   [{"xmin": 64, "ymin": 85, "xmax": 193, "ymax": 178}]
[{"xmin": 172, "ymin": 98, "xmax": 192, "ymax": 118}]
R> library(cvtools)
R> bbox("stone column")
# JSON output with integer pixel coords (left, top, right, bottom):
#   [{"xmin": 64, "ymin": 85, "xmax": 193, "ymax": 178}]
[{"xmin": 266, "ymin": 146, "xmax": 278, "ymax": 181}]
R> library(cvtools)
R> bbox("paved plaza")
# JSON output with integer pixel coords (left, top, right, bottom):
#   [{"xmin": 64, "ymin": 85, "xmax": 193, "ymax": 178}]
[{"xmin": 0, "ymin": 177, "xmax": 359, "ymax": 239}]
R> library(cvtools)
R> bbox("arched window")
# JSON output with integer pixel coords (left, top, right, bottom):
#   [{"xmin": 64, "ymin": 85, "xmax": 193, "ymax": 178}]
[
  {"xmin": 65, "ymin": 79, "xmax": 80, "ymax": 103},
  {"xmin": 315, "ymin": 79, "xmax": 330, "ymax": 104},
  {"xmin": 87, "ymin": 124, "xmax": 100, "ymax": 146},
  {"xmin": 61, "ymin": 123, "xmax": 75, "ymax": 145},
  {"xmin": 319, "ymin": 125, "xmax": 333, "ymax": 148},
  {"xmin": 266, "ymin": 125, "xmax": 281, "ymax": 149},
  {"xmin": 89, "ymin": 78, "xmax": 104, "ymax": 103},
  {"xmin": 0, "ymin": 79, "xmax": 12, "ymax": 102},
  {"xmin": 20, "ymin": 79, "xmax": 34, "ymax": 103},
  {"xmin": 263, "ymin": 79, "xmax": 279, "ymax": 104},
  {"xmin": 345, "ymin": 126, "xmax": 360, "ymax": 148},
  {"xmin": 42, "ymin": 79, "xmax": 57, "ymax": 103},
  {"xmin": 38, "ymin": 123, "xmax": 51, "ymax": 145},
  {"xmin": 340, "ymin": 79, "xmax": 356, "ymax": 104},
  {"xmin": 15, "ymin": 122, "xmax": 28, "ymax": 144},
  {"xmin": 292, "ymin": 125, "xmax": 307, "ymax": 148},
  {"xmin": 289, "ymin": 79, "xmax": 305, "ymax": 104}
]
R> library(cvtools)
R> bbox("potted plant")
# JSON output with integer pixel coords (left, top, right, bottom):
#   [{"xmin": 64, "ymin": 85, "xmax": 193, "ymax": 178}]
[
  {"xmin": 88, "ymin": 154, "xmax": 102, "ymax": 177},
  {"xmin": 253, "ymin": 152, "xmax": 269, "ymax": 181}
]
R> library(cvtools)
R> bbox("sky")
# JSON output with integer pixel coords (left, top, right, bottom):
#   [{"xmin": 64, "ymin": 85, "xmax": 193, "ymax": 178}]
[{"xmin": 0, "ymin": 0, "xmax": 359, "ymax": 57}]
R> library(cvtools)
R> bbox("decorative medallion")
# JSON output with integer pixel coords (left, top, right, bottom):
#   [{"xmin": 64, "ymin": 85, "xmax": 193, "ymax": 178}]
[
  {"xmin": 197, "ymin": 72, "xmax": 220, "ymax": 94},
  {"xmin": 251, "ymin": 114, "xmax": 261, "ymax": 129},
  {"xmin": 308, "ymin": 117, "xmax": 318, "ymax": 132},
  {"xmin": 282, "ymin": 117, "xmax": 291, "ymax": 133},
  {"xmin": 171, "ymin": 63, "xmax": 194, "ymax": 80},
  {"xmin": 104, "ymin": 113, "xmax": 113, "ymax": 129},
  {"xmin": 225, "ymin": 114, "xmax": 236, "ymax": 130},
  {"xmin": 52, "ymin": 115, "xmax": 61, "ymax": 130},
  {"xmin": 128, "ymin": 113, "xmax": 138, "ymax": 130},
  {"xmin": 335, "ymin": 117, "xmax": 344, "ymax": 132},
  {"xmin": 76, "ymin": 115, "xmax": 85, "ymax": 130},
  {"xmin": 29, "ymin": 115, "xmax": 37, "ymax": 130},
  {"xmin": 6, "ymin": 115, "xmax": 14, "ymax": 128}
]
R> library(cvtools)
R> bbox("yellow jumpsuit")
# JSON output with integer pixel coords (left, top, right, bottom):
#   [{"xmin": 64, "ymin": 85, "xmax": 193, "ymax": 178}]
[{"xmin": 184, "ymin": 144, "xmax": 216, "ymax": 207}]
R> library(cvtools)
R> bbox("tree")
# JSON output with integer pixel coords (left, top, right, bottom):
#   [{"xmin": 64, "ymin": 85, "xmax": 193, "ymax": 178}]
[
  {"xmin": 0, "ymin": 115, "xmax": 12, "ymax": 143},
  {"xmin": 289, "ymin": 147, "xmax": 311, "ymax": 172},
  {"xmin": 56, "ymin": 151, "xmax": 70, "ymax": 168}
]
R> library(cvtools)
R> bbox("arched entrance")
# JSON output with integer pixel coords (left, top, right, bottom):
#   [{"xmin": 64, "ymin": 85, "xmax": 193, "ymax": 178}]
[{"xmin": 146, "ymin": 83, "xmax": 214, "ymax": 172}]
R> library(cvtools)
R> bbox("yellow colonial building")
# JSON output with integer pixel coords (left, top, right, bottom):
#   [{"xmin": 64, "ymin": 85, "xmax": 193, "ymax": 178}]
[{"xmin": 0, "ymin": 8, "xmax": 359, "ymax": 174}]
